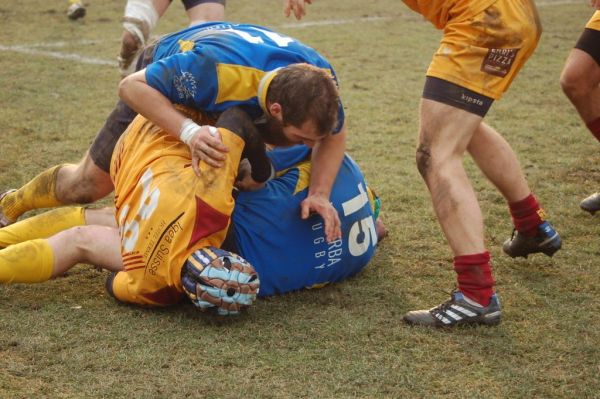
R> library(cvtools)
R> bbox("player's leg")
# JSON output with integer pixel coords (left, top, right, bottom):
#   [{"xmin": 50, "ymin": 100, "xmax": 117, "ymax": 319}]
[
  {"xmin": 560, "ymin": 49, "xmax": 600, "ymax": 125},
  {"xmin": 0, "ymin": 207, "xmax": 116, "ymax": 249},
  {"xmin": 183, "ymin": 0, "xmax": 226, "ymax": 26},
  {"xmin": 408, "ymin": 102, "xmax": 500, "ymax": 327},
  {"xmin": 49, "ymin": 226, "xmax": 123, "ymax": 276},
  {"xmin": 417, "ymin": 99, "xmax": 486, "ymax": 256},
  {"xmin": 0, "ymin": 100, "xmax": 134, "ymax": 227},
  {"xmin": 403, "ymin": 0, "xmax": 544, "ymax": 327},
  {"xmin": 0, "ymin": 159, "xmax": 111, "ymax": 228},
  {"xmin": 468, "ymin": 123, "xmax": 561, "ymax": 258},
  {"xmin": 559, "ymin": 17, "xmax": 600, "ymax": 214},
  {"xmin": 560, "ymin": 13, "xmax": 600, "ymax": 129},
  {"xmin": 119, "ymin": 0, "xmax": 160, "ymax": 77},
  {"xmin": 0, "ymin": 207, "xmax": 86, "ymax": 248},
  {"xmin": 0, "ymin": 226, "xmax": 122, "ymax": 284}
]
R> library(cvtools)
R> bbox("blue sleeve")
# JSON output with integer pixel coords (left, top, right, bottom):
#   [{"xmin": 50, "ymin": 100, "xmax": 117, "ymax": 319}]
[{"xmin": 145, "ymin": 51, "xmax": 218, "ymax": 110}]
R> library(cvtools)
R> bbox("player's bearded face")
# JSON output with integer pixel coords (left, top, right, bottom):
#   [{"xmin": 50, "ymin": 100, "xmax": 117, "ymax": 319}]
[
  {"xmin": 260, "ymin": 114, "xmax": 321, "ymax": 148},
  {"xmin": 260, "ymin": 113, "xmax": 297, "ymax": 147}
]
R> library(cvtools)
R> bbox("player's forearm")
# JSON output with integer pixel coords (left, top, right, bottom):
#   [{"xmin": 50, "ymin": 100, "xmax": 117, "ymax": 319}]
[
  {"xmin": 118, "ymin": 69, "xmax": 187, "ymax": 138},
  {"xmin": 309, "ymin": 126, "xmax": 346, "ymax": 198}
]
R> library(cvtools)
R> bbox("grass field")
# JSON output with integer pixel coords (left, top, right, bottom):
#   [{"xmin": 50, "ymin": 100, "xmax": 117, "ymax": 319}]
[{"xmin": 1, "ymin": 0, "xmax": 600, "ymax": 397}]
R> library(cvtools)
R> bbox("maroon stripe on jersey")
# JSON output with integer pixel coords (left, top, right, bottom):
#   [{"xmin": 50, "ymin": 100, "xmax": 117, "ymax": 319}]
[
  {"xmin": 187, "ymin": 196, "xmax": 230, "ymax": 249},
  {"xmin": 125, "ymin": 264, "xmax": 146, "ymax": 272}
]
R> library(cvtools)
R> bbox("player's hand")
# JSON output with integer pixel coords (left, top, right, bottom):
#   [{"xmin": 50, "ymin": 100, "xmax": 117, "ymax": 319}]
[
  {"xmin": 185, "ymin": 125, "xmax": 229, "ymax": 176},
  {"xmin": 235, "ymin": 159, "xmax": 266, "ymax": 191},
  {"xmin": 590, "ymin": 0, "xmax": 600, "ymax": 9},
  {"xmin": 300, "ymin": 193, "xmax": 341, "ymax": 243},
  {"xmin": 283, "ymin": 0, "xmax": 312, "ymax": 20},
  {"xmin": 235, "ymin": 175, "xmax": 266, "ymax": 192}
]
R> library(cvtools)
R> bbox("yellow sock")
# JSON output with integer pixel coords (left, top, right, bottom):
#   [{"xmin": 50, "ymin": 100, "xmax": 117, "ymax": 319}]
[
  {"xmin": 0, "ymin": 207, "xmax": 85, "ymax": 248},
  {"xmin": 0, "ymin": 239, "xmax": 54, "ymax": 284},
  {"xmin": 1, "ymin": 164, "xmax": 66, "ymax": 222}
]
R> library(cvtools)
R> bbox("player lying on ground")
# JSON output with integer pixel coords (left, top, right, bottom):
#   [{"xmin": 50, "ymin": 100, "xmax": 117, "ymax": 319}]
[
  {"xmin": 0, "ymin": 111, "xmax": 385, "ymax": 312},
  {"xmin": 0, "ymin": 22, "xmax": 345, "ymax": 242}
]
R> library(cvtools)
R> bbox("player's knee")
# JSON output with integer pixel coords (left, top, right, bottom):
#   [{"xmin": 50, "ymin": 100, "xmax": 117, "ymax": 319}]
[
  {"xmin": 416, "ymin": 142, "xmax": 432, "ymax": 178},
  {"xmin": 68, "ymin": 226, "xmax": 99, "ymax": 260},
  {"xmin": 559, "ymin": 70, "xmax": 587, "ymax": 100}
]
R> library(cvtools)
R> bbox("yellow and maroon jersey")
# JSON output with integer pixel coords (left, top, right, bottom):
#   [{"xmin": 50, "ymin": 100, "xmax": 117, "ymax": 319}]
[
  {"xmin": 108, "ymin": 110, "xmax": 244, "ymax": 306},
  {"xmin": 402, "ymin": 0, "xmax": 496, "ymax": 29}
]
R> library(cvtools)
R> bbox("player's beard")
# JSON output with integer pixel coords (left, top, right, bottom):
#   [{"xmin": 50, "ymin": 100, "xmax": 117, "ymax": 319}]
[{"xmin": 256, "ymin": 114, "xmax": 297, "ymax": 147}]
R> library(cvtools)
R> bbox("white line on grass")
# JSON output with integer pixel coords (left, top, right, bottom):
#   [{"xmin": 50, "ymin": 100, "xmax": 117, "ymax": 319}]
[
  {"xmin": 0, "ymin": 0, "xmax": 584, "ymax": 67},
  {"xmin": 0, "ymin": 44, "xmax": 115, "ymax": 66}
]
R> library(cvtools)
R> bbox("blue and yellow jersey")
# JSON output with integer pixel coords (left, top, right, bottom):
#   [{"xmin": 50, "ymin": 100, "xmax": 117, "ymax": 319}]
[
  {"xmin": 231, "ymin": 150, "xmax": 379, "ymax": 297},
  {"xmin": 147, "ymin": 22, "xmax": 344, "ymax": 132}
]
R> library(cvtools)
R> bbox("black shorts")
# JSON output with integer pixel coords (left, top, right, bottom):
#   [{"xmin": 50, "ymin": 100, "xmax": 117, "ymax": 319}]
[
  {"xmin": 422, "ymin": 76, "xmax": 494, "ymax": 117},
  {"xmin": 180, "ymin": 0, "xmax": 225, "ymax": 10},
  {"xmin": 575, "ymin": 28, "xmax": 600, "ymax": 67},
  {"xmin": 89, "ymin": 43, "xmax": 156, "ymax": 172}
]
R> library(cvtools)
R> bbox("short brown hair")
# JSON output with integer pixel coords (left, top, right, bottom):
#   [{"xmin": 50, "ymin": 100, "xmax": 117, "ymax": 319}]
[{"xmin": 266, "ymin": 63, "xmax": 339, "ymax": 136}]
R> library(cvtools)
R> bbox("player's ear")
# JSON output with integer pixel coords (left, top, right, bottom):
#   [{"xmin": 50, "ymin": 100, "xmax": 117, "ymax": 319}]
[{"xmin": 268, "ymin": 102, "xmax": 283, "ymax": 120}]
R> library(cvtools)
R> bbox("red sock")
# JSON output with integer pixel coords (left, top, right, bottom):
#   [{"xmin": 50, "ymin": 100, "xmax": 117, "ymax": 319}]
[
  {"xmin": 454, "ymin": 251, "xmax": 495, "ymax": 307},
  {"xmin": 508, "ymin": 194, "xmax": 545, "ymax": 237},
  {"xmin": 586, "ymin": 116, "xmax": 600, "ymax": 143}
]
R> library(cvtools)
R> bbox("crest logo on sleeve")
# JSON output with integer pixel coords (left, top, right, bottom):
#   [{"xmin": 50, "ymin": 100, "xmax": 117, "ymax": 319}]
[{"xmin": 174, "ymin": 72, "xmax": 198, "ymax": 100}]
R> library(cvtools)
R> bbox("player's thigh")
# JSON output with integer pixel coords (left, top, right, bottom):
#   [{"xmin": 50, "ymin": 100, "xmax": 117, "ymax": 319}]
[
  {"xmin": 90, "ymin": 100, "xmax": 137, "ymax": 174},
  {"xmin": 563, "ymin": 23, "xmax": 600, "ymax": 88},
  {"xmin": 426, "ymin": 0, "xmax": 541, "ymax": 100},
  {"xmin": 418, "ymin": 98, "xmax": 483, "ymax": 160}
]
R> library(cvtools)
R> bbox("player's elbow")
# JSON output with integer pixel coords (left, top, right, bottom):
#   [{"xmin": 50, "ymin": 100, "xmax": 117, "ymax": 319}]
[{"xmin": 117, "ymin": 75, "xmax": 133, "ymax": 104}]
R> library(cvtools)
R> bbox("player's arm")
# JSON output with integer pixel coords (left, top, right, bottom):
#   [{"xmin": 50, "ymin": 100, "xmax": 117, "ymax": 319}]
[
  {"xmin": 591, "ymin": 0, "xmax": 600, "ymax": 10},
  {"xmin": 301, "ymin": 123, "xmax": 346, "ymax": 243},
  {"xmin": 118, "ymin": 68, "xmax": 229, "ymax": 174},
  {"xmin": 216, "ymin": 108, "xmax": 273, "ymax": 191},
  {"xmin": 283, "ymin": 0, "xmax": 313, "ymax": 20}
]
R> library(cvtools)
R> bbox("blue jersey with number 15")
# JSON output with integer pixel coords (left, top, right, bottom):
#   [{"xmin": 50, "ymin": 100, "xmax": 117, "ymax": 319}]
[
  {"xmin": 146, "ymin": 22, "xmax": 344, "ymax": 130},
  {"xmin": 231, "ymin": 150, "xmax": 378, "ymax": 297}
]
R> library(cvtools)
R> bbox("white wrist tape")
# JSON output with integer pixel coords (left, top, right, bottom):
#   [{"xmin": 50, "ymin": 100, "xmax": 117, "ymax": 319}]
[{"xmin": 180, "ymin": 118, "xmax": 201, "ymax": 146}]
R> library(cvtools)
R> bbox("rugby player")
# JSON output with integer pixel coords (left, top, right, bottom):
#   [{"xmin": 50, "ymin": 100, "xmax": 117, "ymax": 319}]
[
  {"xmin": 286, "ymin": 0, "xmax": 562, "ymax": 327},
  {"xmin": 560, "ymin": 2, "xmax": 600, "ymax": 215},
  {"xmin": 0, "ymin": 113, "xmax": 384, "ymax": 308},
  {"xmin": 0, "ymin": 22, "xmax": 346, "ymax": 243}
]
